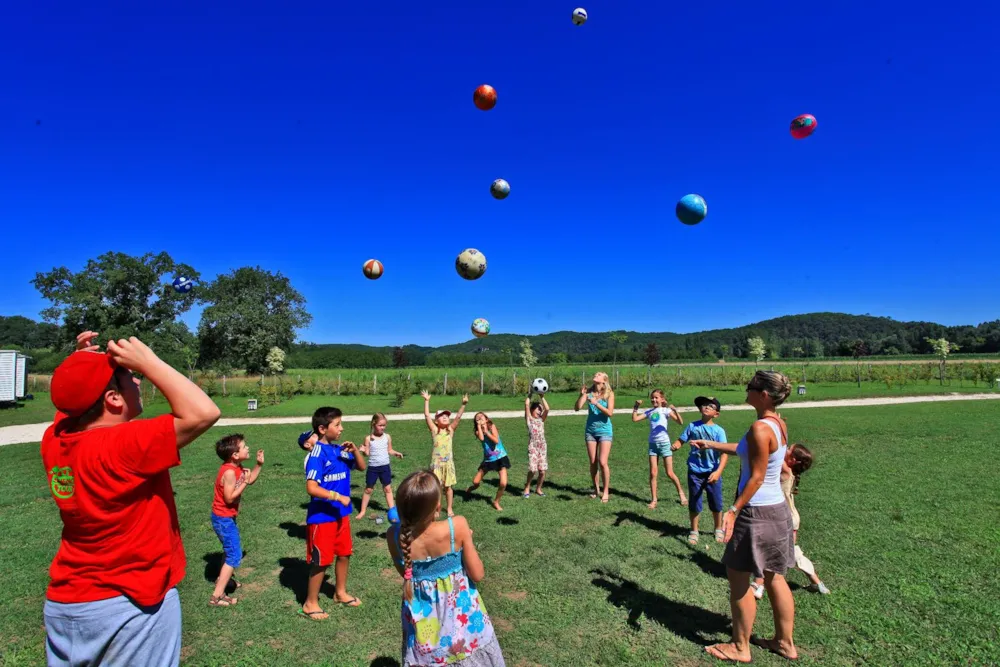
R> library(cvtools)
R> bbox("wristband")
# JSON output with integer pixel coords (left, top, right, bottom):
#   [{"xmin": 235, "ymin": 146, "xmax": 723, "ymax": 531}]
[
  {"xmin": 729, "ymin": 505, "xmax": 739, "ymax": 515},
  {"xmin": 330, "ymin": 491, "xmax": 339, "ymax": 502}
]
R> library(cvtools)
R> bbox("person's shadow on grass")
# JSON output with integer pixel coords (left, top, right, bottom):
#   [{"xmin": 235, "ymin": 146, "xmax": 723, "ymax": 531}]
[
  {"xmin": 369, "ymin": 658, "xmax": 400, "ymax": 667},
  {"xmin": 278, "ymin": 556, "xmax": 335, "ymax": 605},
  {"xmin": 672, "ymin": 549, "xmax": 727, "ymax": 579},
  {"xmin": 279, "ymin": 522, "xmax": 307, "ymax": 540},
  {"xmin": 202, "ymin": 552, "xmax": 243, "ymax": 594},
  {"xmin": 590, "ymin": 568, "xmax": 730, "ymax": 646},
  {"xmin": 612, "ymin": 511, "xmax": 688, "ymax": 539},
  {"xmin": 543, "ymin": 480, "xmax": 648, "ymax": 505}
]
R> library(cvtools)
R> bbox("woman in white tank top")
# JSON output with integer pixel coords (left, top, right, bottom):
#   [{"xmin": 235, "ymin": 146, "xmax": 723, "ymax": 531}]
[{"xmin": 688, "ymin": 370, "xmax": 799, "ymax": 663}]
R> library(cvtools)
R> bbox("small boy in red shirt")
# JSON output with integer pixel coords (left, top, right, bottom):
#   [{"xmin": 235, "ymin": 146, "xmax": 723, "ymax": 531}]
[
  {"xmin": 209, "ymin": 433, "xmax": 264, "ymax": 607},
  {"xmin": 41, "ymin": 331, "xmax": 220, "ymax": 667}
]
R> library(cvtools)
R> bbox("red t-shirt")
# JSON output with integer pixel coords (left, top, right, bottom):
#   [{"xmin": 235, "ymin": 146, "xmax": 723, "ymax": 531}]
[
  {"xmin": 41, "ymin": 413, "xmax": 186, "ymax": 606},
  {"xmin": 212, "ymin": 463, "xmax": 244, "ymax": 518}
]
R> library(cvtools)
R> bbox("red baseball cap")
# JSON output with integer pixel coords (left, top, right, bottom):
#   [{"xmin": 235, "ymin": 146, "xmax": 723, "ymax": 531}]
[{"xmin": 51, "ymin": 351, "xmax": 119, "ymax": 417}]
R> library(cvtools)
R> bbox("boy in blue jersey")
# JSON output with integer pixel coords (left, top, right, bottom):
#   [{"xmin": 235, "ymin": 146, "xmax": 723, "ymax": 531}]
[
  {"xmin": 672, "ymin": 396, "xmax": 728, "ymax": 546},
  {"xmin": 301, "ymin": 407, "xmax": 367, "ymax": 620}
]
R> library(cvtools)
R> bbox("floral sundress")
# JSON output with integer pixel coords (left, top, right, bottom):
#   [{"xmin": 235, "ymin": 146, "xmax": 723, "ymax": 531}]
[
  {"xmin": 432, "ymin": 430, "xmax": 457, "ymax": 487},
  {"xmin": 526, "ymin": 417, "xmax": 548, "ymax": 473},
  {"xmin": 393, "ymin": 518, "xmax": 505, "ymax": 666}
]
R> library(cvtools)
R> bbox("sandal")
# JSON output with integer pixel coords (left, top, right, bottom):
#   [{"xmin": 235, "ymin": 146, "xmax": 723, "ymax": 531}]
[
  {"xmin": 688, "ymin": 531, "xmax": 699, "ymax": 545},
  {"xmin": 715, "ymin": 528, "xmax": 726, "ymax": 543},
  {"xmin": 335, "ymin": 597, "xmax": 362, "ymax": 607},
  {"xmin": 297, "ymin": 608, "xmax": 328, "ymax": 621},
  {"xmin": 208, "ymin": 595, "xmax": 237, "ymax": 607},
  {"xmin": 523, "ymin": 492, "xmax": 530, "ymax": 499}
]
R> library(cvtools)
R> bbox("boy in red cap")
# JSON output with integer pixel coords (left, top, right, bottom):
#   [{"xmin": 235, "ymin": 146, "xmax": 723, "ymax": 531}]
[{"xmin": 41, "ymin": 331, "xmax": 221, "ymax": 667}]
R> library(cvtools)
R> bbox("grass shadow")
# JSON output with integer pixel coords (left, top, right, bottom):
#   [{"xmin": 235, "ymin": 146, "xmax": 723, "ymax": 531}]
[
  {"xmin": 556, "ymin": 494, "xmax": 573, "ymax": 501},
  {"xmin": 612, "ymin": 511, "xmax": 688, "ymax": 539},
  {"xmin": 496, "ymin": 517, "xmax": 519, "ymax": 526},
  {"xmin": 590, "ymin": 568, "xmax": 730, "ymax": 645},
  {"xmin": 672, "ymin": 549, "xmax": 727, "ymax": 579},
  {"xmin": 279, "ymin": 521, "xmax": 307, "ymax": 541},
  {"xmin": 356, "ymin": 530, "xmax": 384, "ymax": 540},
  {"xmin": 544, "ymin": 480, "xmax": 648, "ymax": 505},
  {"xmin": 278, "ymin": 556, "xmax": 335, "ymax": 605},
  {"xmin": 369, "ymin": 658, "xmax": 401, "ymax": 667},
  {"xmin": 202, "ymin": 552, "xmax": 245, "ymax": 592}
]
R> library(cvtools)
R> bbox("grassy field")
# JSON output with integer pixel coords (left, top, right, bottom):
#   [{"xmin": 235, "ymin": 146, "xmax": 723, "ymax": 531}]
[
  {"xmin": 1, "ymin": 401, "xmax": 998, "ymax": 666},
  {"xmin": 2, "ymin": 382, "xmax": 998, "ymax": 428}
]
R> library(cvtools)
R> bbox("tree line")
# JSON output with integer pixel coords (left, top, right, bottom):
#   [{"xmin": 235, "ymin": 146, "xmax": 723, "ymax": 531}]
[{"xmin": 2, "ymin": 252, "xmax": 995, "ymax": 373}]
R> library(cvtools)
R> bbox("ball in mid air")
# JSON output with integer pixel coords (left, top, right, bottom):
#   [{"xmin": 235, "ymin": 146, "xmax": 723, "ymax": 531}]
[
  {"xmin": 490, "ymin": 178, "xmax": 510, "ymax": 200},
  {"xmin": 572, "ymin": 8, "xmax": 588, "ymax": 25},
  {"xmin": 363, "ymin": 259, "xmax": 384, "ymax": 280},
  {"xmin": 473, "ymin": 84, "xmax": 497, "ymax": 111},
  {"xmin": 790, "ymin": 114, "xmax": 817, "ymax": 139},
  {"xmin": 531, "ymin": 377, "xmax": 549, "ymax": 394},
  {"xmin": 471, "ymin": 318, "xmax": 491, "ymax": 338},
  {"xmin": 676, "ymin": 194, "xmax": 708, "ymax": 225},
  {"xmin": 456, "ymin": 248, "xmax": 487, "ymax": 280},
  {"xmin": 172, "ymin": 276, "xmax": 194, "ymax": 293}
]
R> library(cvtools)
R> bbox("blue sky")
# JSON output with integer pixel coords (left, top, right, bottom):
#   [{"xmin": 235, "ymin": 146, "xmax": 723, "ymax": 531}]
[{"xmin": 2, "ymin": 1, "xmax": 998, "ymax": 346}]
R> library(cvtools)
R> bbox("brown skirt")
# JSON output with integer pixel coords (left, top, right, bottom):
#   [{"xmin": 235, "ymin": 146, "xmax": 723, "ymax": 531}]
[{"xmin": 722, "ymin": 502, "xmax": 795, "ymax": 576}]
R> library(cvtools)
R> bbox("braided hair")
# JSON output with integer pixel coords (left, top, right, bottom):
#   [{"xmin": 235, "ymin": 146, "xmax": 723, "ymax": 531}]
[
  {"xmin": 786, "ymin": 443, "xmax": 814, "ymax": 494},
  {"xmin": 395, "ymin": 470, "xmax": 442, "ymax": 601}
]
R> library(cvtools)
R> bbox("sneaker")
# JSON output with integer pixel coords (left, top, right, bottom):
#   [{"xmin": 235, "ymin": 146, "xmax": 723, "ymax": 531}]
[{"xmin": 750, "ymin": 582, "xmax": 765, "ymax": 600}]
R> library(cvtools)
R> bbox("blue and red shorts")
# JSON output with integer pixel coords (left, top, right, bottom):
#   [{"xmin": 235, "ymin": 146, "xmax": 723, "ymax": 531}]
[{"xmin": 306, "ymin": 518, "xmax": 352, "ymax": 566}]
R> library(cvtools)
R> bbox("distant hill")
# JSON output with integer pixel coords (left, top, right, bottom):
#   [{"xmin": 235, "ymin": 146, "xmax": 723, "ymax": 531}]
[
  {"xmin": 286, "ymin": 313, "xmax": 1000, "ymax": 368},
  {"xmin": 6, "ymin": 312, "xmax": 999, "ymax": 370}
]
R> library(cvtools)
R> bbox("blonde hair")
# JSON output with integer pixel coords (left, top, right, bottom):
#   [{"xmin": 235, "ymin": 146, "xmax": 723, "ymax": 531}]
[
  {"xmin": 396, "ymin": 471, "xmax": 441, "ymax": 601},
  {"xmin": 590, "ymin": 372, "xmax": 613, "ymax": 400},
  {"xmin": 370, "ymin": 412, "xmax": 387, "ymax": 434},
  {"xmin": 750, "ymin": 370, "xmax": 792, "ymax": 407}
]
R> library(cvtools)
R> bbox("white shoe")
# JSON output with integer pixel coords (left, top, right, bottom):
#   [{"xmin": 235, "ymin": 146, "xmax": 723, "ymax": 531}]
[
  {"xmin": 809, "ymin": 582, "xmax": 831, "ymax": 595},
  {"xmin": 750, "ymin": 582, "xmax": 765, "ymax": 600}
]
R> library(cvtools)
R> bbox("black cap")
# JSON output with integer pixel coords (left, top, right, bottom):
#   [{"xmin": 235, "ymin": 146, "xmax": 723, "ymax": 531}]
[{"xmin": 694, "ymin": 396, "xmax": 721, "ymax": 411}]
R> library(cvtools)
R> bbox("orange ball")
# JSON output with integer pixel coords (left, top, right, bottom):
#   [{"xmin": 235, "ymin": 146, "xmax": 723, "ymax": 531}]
[{"xmin": 473, "ymin": 84, "xmax": 497, "ymax": 111}]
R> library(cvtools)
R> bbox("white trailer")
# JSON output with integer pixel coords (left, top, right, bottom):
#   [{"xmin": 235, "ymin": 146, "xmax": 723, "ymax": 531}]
[
  {"xmin": 0, "ymin": 351, "xmax": 15, "ymax": 403},
  {"xmin": 15, "ymin": 353, "xmax": 28, "ymax": 398}
]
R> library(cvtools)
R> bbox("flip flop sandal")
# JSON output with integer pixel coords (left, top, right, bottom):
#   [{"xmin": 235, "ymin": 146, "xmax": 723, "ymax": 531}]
[
  {"xmin": 208, "ymin": 595, "xmax": 237, "ymax": 607},
  {"xmin": 336, "ymin": 597, "xmax": 362, "ymax": 607},
  {"xmin": 688, "ymin": 531, "xmax": 700, "ymax": 545},
  {"xmin": 523, "ymin": 492, "xmax": 531, "ymax": 499},
  {"xmin": 715, "ymin": 529, "xmax": 726, "ymax": 543},
  {"xmin": 297, "ymin": 609, "xmax": 328, "ymax": 621}
]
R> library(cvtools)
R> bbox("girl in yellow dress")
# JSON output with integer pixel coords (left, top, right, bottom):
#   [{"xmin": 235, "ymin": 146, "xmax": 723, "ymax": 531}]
[{"xmin": 421, "ymin": 391, "xmax": 469, "ymax": 517}]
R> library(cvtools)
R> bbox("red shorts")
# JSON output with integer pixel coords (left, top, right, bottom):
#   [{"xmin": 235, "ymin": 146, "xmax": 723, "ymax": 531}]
[{"xmin": 306, "ymin": 518, "xmax": 352, "ymax": 566}]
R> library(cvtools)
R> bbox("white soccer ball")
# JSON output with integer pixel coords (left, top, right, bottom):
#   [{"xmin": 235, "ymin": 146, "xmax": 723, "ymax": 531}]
[
  {"xmin": 572, "ymin": 7, "xmax": 587, "ymax": 25},
  {"xmin": 456, "ymin": 248, "xmax": 487, "ymax": 280},
  {"xmin": 531, "ymin": 378, "xmax": 549, "ymax": 394}
]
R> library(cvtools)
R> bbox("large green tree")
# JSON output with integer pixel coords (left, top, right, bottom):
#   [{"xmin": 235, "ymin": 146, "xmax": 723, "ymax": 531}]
[
  {"xmin": 197, "ymin": 267, "xmax": 311, "ymax": 374},
  {"xmin": 31, "ymin": 251, "xmax": 199, "ymax": 366}
]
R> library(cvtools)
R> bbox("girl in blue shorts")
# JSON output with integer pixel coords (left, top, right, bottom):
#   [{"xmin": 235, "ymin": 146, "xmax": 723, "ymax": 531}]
[{"xmin": 575, "ymin": 372, "xmax": 615, "ymax": 502}]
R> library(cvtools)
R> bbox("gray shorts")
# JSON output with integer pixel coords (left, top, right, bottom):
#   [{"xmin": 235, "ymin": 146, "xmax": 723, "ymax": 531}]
[{"xmin": 44, "ymin": 588, "xmax": 181, "ymax": 667}]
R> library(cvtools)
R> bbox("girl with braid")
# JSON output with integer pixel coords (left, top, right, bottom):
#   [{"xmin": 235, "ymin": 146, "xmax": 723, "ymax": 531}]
[{"xmin": 386, "ymin": 471, "xmax": 505, "ymax": 666}]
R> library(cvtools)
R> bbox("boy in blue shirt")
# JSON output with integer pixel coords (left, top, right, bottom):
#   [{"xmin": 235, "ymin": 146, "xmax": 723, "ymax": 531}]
[
  {"xmin": 672, "ymin": 396, "xmax": 728, "ymax": 546},
  {"xmin": 301, "ymin": 407, "xmax": 367, "ymax": 620}
]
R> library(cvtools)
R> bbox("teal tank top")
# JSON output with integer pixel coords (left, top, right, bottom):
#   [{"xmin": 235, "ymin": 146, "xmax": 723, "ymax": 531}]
[{"xmin": 585, "ymin": 397, "xmax": 612, "ymax": 436}]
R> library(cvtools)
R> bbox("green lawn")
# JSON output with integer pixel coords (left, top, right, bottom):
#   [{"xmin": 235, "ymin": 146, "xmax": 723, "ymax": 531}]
[
  {"xmin": 1, "ymin": 401, "xmax": 997, "ymax": 666},
  {"xmin": 2, "ymin": 381, "xmax": 997, "ymax": 428}
]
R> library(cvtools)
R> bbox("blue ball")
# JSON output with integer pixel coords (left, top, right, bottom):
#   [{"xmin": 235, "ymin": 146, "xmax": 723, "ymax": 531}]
[
  {"xmin": 387, "ymin": 506, "xmax": 400, "ymax": 524},
  {"xmin": 172, "ymin": 276, "xmax": 193, "ymax": 293},
  {"xmin": 676, "ymin": 194, "xmax": 708, "ymax": 225}
]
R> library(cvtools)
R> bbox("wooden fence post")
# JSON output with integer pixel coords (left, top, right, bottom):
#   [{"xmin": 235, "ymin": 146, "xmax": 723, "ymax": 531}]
[
  {"xmin": 337, "ymin": 374, "xmax": 342, "ymax": 395},
  {"xmin": 223, "ymin": 375, "xmax": 227, "ymax": 396},
  {"xmin": 513, "ymin": 372, "xmax": 517, "ymax": 395},
  {"xmin": 444, "ymin": 373, "xmax": 448, "ymax": 394},
  {"xmin": 481, "ymin": 371, "xmax": 484, "ymax": 395},
  {"xmin": 374, "ymin": 373, "xmax": 378, "ymax": 393}
]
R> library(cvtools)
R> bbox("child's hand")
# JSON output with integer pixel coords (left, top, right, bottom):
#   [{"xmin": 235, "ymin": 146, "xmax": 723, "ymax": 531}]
[
  {"xmin": 634, "ymin": 400, "xmax": 643, "ymax": 408},
  {"xmin": 342, "ymin": 441, "xmax": 359, "ymax": 455},
  {"xmin": 587, "ymin": 394, "xmax": 598, "ymax": 406},
  {"xmin": 256, "ymin": 450, "xmax": 265, "ymax": 465},
  {"xmin": 707, "ymin": 470, "xmax": 721, "ymax": 484},
  {"xmin": 393, "ymin": 451, "xmax": 404, "ymax": 459},
  {"xmin": 671, "ymin": 443, "xmax": 681, "ymax": 451},
  {"xmin": 336, "ymin": 493, "xmax": 351, "ymax": 508},
  {"xmin": 421, "ymin": 390, "xmax": 431, "ymax": 401},
  {"xmin": 461, "ymin": 394, "xmax": 470, "ymax": 405},
  {"xmin": 75, "ymin": 331, "xmax": 101, "ymax": 352},
  {"xmin": 579, "ymin": 386, "xmax": 587, "ymax": 396}
]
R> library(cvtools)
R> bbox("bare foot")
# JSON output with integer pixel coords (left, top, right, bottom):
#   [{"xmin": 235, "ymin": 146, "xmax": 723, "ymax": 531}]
[
  {"xmin": 492, "ymin": 501, "xmax": 503, "ymax": 511},
  {"xmin": 447, "ymin": 510, "xmax": 455, "ymax": 517},
  {"xmin": 647, "ymin": 500, "xmax": 658, "ymax": 509},
  {"xmin": 705, "ymin": 643, "xmax": 752, "ymax": 663},
  {"xmin": 751, "ymin": 636, "xmax": 798, "ymax": 660},
  {"xmin": 601, "ymin": 494, "xmax": 610, "ymax": 503},
  {"xmin": 535, "ymin": 489, "xmax": 545, "ymax": 496},
  {"xmin": 355, "ymin": 511, "xmax": 367, "ymax": 520}
]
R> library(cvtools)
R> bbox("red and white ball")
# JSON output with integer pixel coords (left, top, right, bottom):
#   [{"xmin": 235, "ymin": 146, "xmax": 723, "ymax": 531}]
[
  {"xmin": 363, "ymin": 259, "xmax": 384, "ymax": 280},
  {"xmin": 473, "ymin": 84, "xmax": 497, "ymax": 111}
]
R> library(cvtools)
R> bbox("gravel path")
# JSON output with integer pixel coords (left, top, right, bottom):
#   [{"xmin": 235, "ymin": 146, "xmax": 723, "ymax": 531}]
[{"xmin": 2, "ymin": 392, "xmax": 998, "ymax": 447}]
